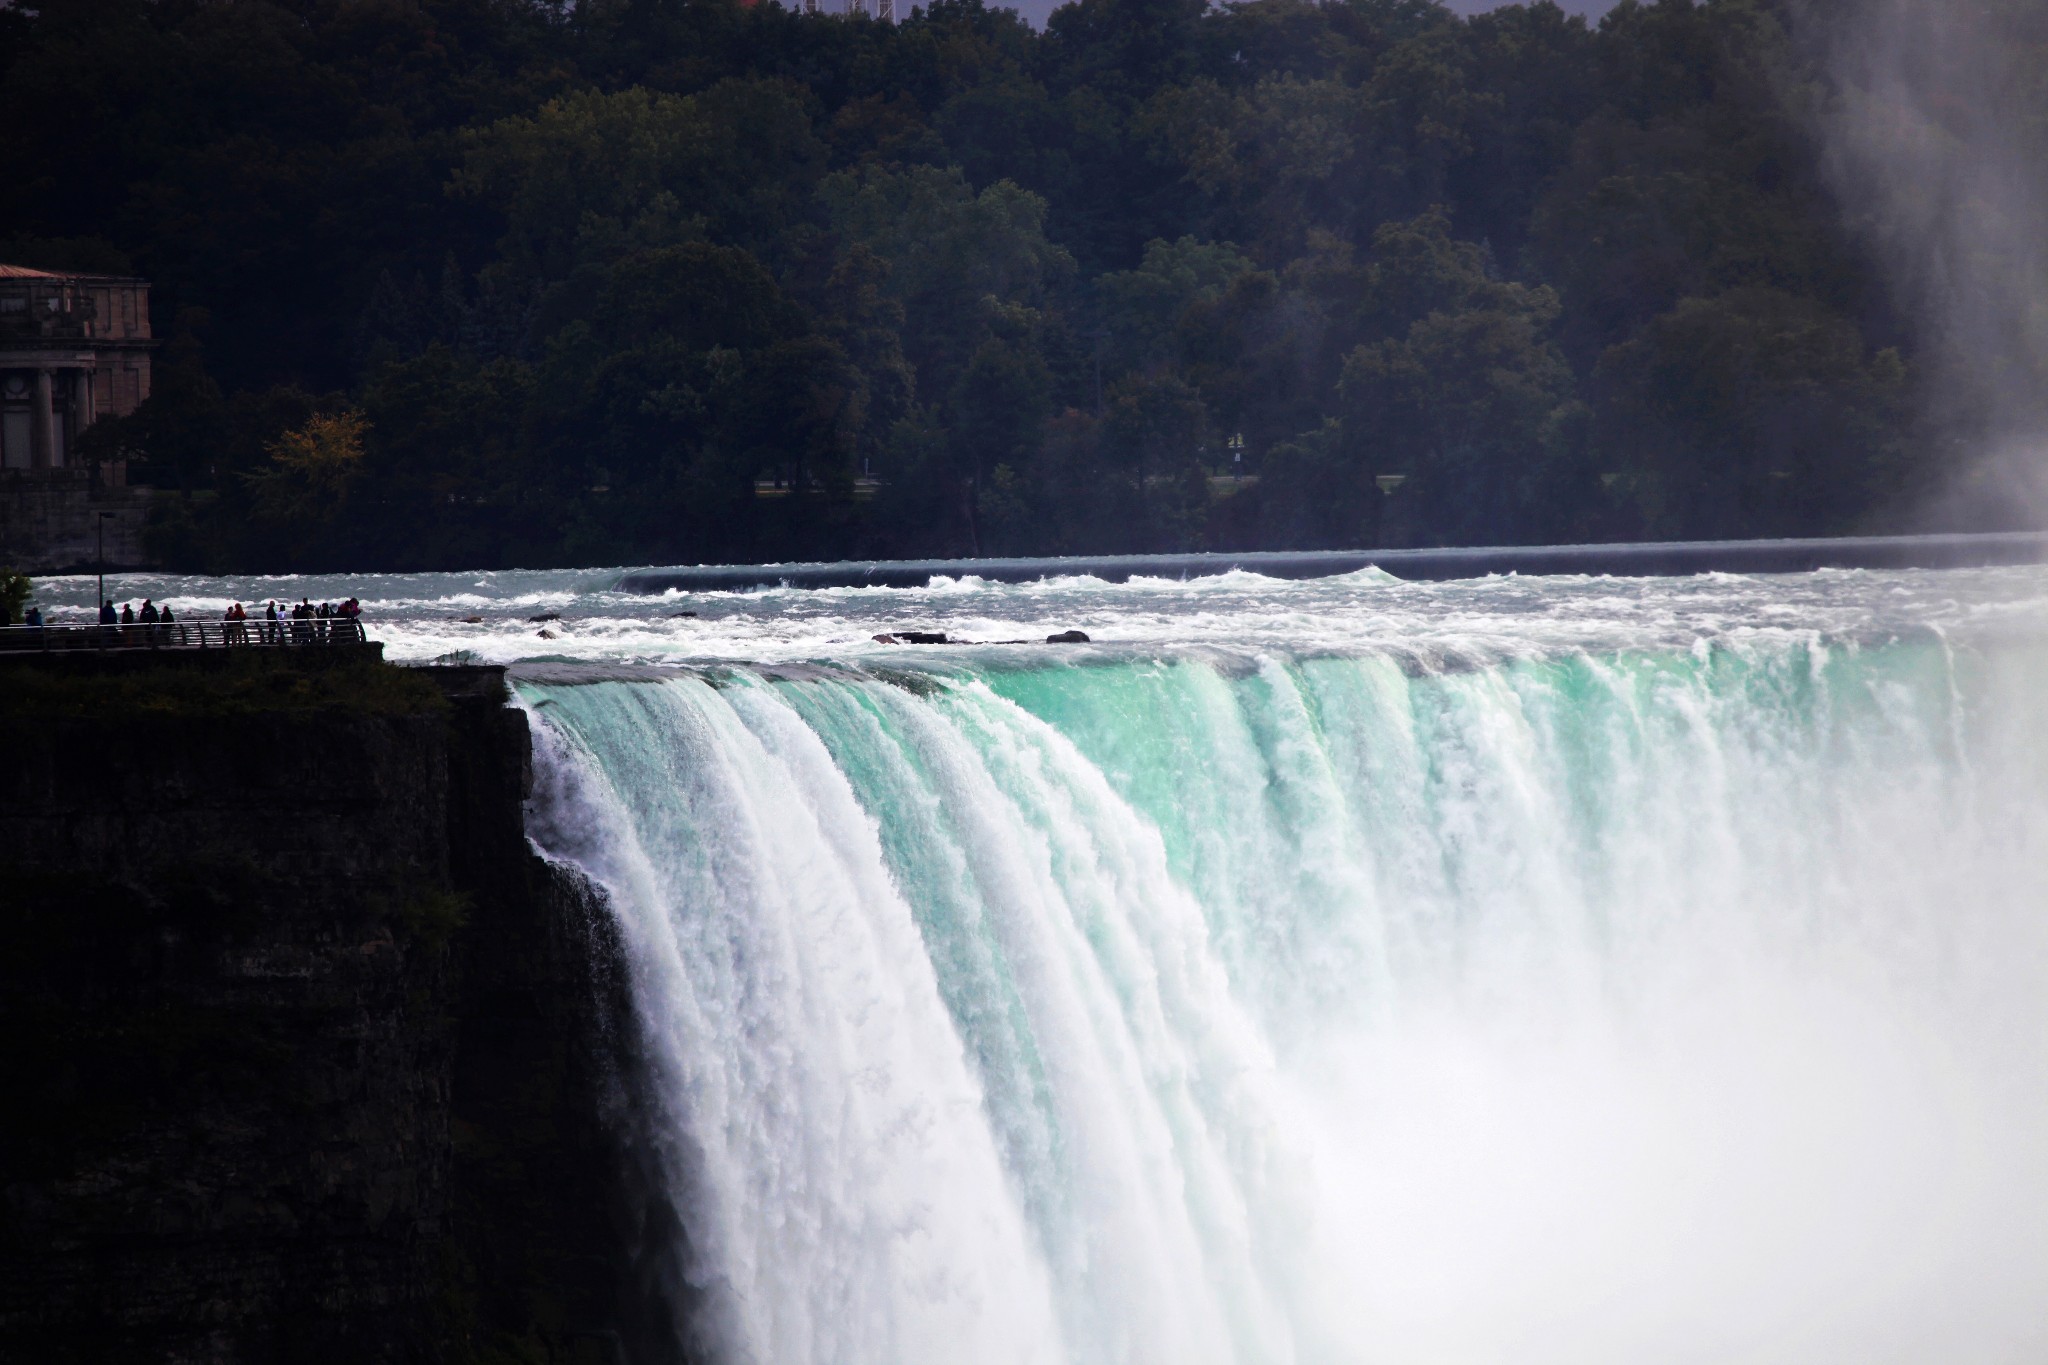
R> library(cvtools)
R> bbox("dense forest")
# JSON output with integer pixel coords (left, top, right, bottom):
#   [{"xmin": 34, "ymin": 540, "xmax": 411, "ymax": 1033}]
[{"xmin": 2, "ymin": 0, "xmax": 2037, "ymax": 569}]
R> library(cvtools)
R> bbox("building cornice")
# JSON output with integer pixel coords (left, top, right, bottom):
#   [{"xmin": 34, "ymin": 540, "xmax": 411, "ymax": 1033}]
[
  {"xmin": 0, "ymin": 349, "xmax": 111, "ymax": 367},
  {"xmin": 0, "ymin": 339, "xmax": 159, "ymax": 357}
]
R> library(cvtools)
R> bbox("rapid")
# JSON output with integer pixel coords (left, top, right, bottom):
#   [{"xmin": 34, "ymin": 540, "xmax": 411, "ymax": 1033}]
[{"xmin": 40, "ymin": 561, "xmax": 2048, "ymax": 1363}]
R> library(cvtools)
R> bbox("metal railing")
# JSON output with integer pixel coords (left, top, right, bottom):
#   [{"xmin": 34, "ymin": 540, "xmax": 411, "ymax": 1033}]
[{"xmin": 0, "ymin": 618, "xmax": 369, "ymax": 652}]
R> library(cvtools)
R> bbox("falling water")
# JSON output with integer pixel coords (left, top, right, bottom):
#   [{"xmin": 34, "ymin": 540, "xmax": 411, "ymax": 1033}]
[{"xmin": 512, "ymin": 575, "xmax": 2048, "ymax": 1365}]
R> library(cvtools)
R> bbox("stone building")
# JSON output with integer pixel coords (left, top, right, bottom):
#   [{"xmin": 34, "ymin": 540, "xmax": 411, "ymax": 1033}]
[
  {"xmin": 0, "ymin": 263, "xmax": 154, "ymax": 470},
  {"xmin": 0, "ymin": 264, "xmax": 158, "ymax": 571}
]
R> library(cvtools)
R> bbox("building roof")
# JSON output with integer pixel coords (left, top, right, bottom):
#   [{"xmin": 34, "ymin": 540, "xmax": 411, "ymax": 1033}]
[{"xmin": 0, "ymin": 263, "xmax": 145, "ymax": 282}]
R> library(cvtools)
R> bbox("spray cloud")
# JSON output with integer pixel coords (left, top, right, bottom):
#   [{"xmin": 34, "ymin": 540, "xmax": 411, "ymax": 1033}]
[{"xmin": 1807, "ymin": 0, "xmax": 2048, "ymax": 524}]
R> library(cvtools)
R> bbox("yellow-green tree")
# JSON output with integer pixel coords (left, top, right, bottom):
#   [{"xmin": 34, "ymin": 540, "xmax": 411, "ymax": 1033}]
[{"xmin": 248, "ymin": 410, "xmax": 369, "ymax": 523}]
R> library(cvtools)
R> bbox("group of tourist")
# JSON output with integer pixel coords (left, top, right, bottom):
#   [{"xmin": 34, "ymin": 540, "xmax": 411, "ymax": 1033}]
[
  {"xmin": 96, "ymin": 598, "xmax": 179, "ymax": 627},
  {"xmin": 221, "ymin": 597, "xmax": 364, "ymax": 644},
  {"xmin": 57, "ymin": 595, "xmax": 368, "ymax": 644},
  {"xmin": 0, "ymin": 593, "xmax": 368, "ymax": 646}
]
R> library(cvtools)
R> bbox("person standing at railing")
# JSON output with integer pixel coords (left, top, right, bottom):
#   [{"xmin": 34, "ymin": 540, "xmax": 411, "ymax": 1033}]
[
  {"xmin": 262, "ymin": 600, "xmax": 279, "ymax": 644},
  {"xmin": 24, "ymin": 606, "xmax": 41, "ymax": 628}
]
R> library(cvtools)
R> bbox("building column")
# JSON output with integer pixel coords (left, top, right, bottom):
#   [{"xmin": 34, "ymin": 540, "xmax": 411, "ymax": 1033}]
[
  {"xmin": 74, "ymin": 367, "xmax": 96, "ymax": 433},
  {"xmin": 30, "ymin": 368, "xmax": 54, "ymax": 470}
]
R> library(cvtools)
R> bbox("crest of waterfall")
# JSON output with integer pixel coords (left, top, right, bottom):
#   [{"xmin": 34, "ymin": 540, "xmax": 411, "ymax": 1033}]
[{"xmin": 522, "ymin": 626, "xmax": 2048, "ymax": 1365}]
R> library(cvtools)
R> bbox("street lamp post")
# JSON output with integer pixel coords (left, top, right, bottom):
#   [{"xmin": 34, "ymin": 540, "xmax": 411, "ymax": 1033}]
[{"xmin": 97, "ymin": 510, "xmax": 114, "ymax": 619}]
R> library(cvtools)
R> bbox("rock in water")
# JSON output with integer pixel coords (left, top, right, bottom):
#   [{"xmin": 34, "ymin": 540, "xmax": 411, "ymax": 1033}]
[{"xmin": 1045, "ymin": 629, "xmax": 1090, "ymax": 643}]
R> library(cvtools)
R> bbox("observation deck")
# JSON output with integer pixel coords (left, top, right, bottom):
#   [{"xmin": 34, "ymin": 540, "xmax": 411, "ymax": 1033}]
[{"xmin": 0, "ymin": 619, "xmax": 371, "ymax": 654}]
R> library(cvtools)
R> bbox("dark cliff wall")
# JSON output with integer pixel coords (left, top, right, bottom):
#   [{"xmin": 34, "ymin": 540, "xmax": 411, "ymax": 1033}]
[{"xmin": 0, "ymin": 658, "xmax": 684, "ymax": 1364}]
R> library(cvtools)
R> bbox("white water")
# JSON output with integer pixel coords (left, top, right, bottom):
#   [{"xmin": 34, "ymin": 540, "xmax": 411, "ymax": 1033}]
[
  {"xmin": 33, "ymin": 559, "xmax": 2048, "ymax": 666},
  {"xmin": 48, "ymin": 562, "xmax": 2048, "ymax": 1361}
]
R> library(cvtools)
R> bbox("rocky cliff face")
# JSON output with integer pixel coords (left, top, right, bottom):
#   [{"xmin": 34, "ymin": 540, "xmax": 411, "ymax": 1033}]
[{"xmin": 0, "ymin": 660, "xmax": 686, "ymax": 1364}]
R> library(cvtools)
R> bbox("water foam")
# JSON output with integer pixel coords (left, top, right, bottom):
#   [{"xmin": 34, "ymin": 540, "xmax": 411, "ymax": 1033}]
[{"xmin": 518, "ymin": 613, "xmax": 2048, "ymax": 1364}]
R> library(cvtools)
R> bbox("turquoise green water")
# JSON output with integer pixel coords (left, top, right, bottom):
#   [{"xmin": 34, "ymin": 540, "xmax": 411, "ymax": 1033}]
[{"xmin": 517, "ymin": 611, "xmax": 2048, "ymax": 1365}]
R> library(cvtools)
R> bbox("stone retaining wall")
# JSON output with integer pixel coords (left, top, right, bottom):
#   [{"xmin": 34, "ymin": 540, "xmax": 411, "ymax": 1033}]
[{"xmin": 0, "ymin": 468, "xmax": 152, "ymax": 572}]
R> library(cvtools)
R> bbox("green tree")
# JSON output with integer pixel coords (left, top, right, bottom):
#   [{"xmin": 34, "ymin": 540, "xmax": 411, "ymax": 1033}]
[
  {"xmin": 1593, "ymin": 287, "xmax": 1912, "ymax": 538},
  {"xmin": 456, "ymin": 80, "xmax": 826, "ymax": 281},
  {"xmin": 354, "ymin": 347, "xmax": 543, "ymax": 569},
  {"xmin": 1096, "ymin": 235, "xmax": 1255, "ymax": 372},
  {"xmin": 1259, "ymin": 209, "xmax": 1583, "ymax": 545},
  {"xmin": 950, "ymin": 336, "xmax": 1055, "ymax": 553},
  {"xmin": 821, "ymin": 163, "xmax": 1075, "ymax": 397},
  {"xmin": 0, "ymin": 0, "xmax": 1949, "ymax": 565},
  {"xmin": 1340, "ymin": 289, "xmax": 1582, "ymax": 545},
  {"xmin": 0, "ymin": 570, "xmax": 32, "ymax": 625},
  {"xmin": 1102, "ymin": 371, "xmax": 1210, "ymax": 550}
]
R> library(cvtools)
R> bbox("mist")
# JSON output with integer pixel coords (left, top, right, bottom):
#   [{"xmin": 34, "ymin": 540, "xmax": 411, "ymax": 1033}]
[{"xmin": 1807, "ymin": 0, "xmax": 2048, "ymax": 526}]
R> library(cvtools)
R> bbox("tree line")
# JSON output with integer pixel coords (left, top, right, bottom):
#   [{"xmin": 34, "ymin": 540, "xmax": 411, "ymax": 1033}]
[{"xmin": 4, "ymin": 0, "xmax": 2036, "ymax": 570}]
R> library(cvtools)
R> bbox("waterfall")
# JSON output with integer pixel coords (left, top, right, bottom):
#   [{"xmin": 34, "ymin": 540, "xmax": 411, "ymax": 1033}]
[{"xmin": 520, "ymin": 631, "xmax": 2048, "ymax": 1365}]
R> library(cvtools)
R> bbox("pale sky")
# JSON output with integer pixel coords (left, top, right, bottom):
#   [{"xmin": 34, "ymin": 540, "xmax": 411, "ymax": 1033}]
[
  {"xmin": 1445, "ymin": 0, "xmax": 1617, "ymax": 13},
  {"xmin": 1003, "ymin": 0, "xmax": 1618, "ymax": 30}
]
